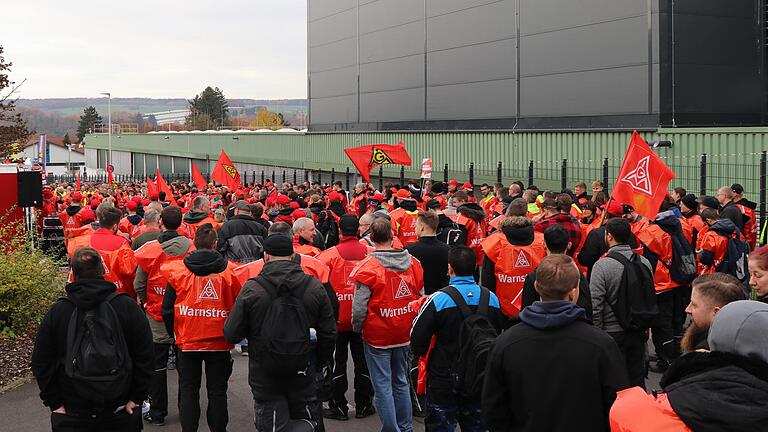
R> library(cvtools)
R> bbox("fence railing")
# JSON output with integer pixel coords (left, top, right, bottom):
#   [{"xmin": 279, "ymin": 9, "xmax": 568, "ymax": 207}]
[{"xmin": 48, "ymin": 151, "xmax": 768, "ymax": 229}]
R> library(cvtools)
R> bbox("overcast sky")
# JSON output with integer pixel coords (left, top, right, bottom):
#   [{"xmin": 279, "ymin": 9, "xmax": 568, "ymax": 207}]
[{"xmin": 3, "ymin": 0, "xmax": 307, "ymax": 99}]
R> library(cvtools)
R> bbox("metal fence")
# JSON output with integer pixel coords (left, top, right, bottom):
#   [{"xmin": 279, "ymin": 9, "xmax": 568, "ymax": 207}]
[{"xmin": 48, "ymin": 150, "xmax": 768, "ymax": 228}]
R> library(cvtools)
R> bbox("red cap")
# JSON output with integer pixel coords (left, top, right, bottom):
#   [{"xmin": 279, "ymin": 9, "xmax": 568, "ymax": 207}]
[
  {"xmin": 90, "ymin": 199, "xmax": 101, "ymax": 209},
  {"xmin": 291, "ymin": 209, "xmax": 306, "ymax": 220},
  {"xmin": 390, "ymin": 187, "xmax": 398, "ymax": 193},
  {"xmin": 325, "ymin": 187, "xmax": 333, "ymax": 194},
  {"xmin": 462, "ymin": 182, "xmax": 473, "ymax": 189},
  {"xmin": 328, "ymin": 191, "xmax": 342, "ymax": 202},
  {"xmin": 141, "ymin": 199, "xmax": 150, "ymax": 206},
  {"xmin": 289, "ymin": 201, "xmax": 300, "ymax": 209},
  {"xmin": 79, "ymin": 208, "xmax": 95, "ymax": 224},
  {"xmin": 396, "ymin": 189, "xmax": 412, "ymax": 199},
  {"xmin": 132, "ymin": 196, "xmax": 142, "ymax": 203},
  {"xmin": 149, "ymin": 192, "xmax": 159, "ymax": 200},
  {"xmin": 276, "ymin": 194, "xmax": 291, "ymax": 205},
  {"xmin": 71, "ymin": 192, "xmax": 83, "ymax": 201},
  {"xmin": 370, "ymin": 193, "xmax": 384, "ymax": 202},
  {"xmin": 606, "ymin": 200, "xmax": 625, "ymax": 217},
  {"xmin": 125, "ymin": 200, "xmax": 138, "ymax": 211},
  {"xmin": 265, "ymin": 181, "xmax": 275, "ymax": 188},
  {"xmin": 448, "ymin": 179, "xmax": 459, "ymax": 186}
]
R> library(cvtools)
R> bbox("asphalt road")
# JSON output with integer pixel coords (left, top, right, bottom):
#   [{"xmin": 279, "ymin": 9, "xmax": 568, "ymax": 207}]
[{"xmin": 0, "ymin": 342, "xmax": 661, "ymax": 432}]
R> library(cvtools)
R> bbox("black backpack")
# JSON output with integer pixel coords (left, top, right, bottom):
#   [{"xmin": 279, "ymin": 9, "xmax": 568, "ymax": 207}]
[
  {"xmin": 319, "ymin": 210, "xmax": 341, "ymax": 248},
  {"xmin": 436, "ymin": 221, "xmax": 465, "ymax": 247},
  {"xmin": 718, "ymin": 232, "xmax": 751, "ymax": 293},
  {"xmin": 258, "ymin": 276, "xmax": 313, "ymax": 379},
  {"xmin": 607, "ymin": 252, "xmax": 658, "ymax": 331},
  {"xmin": 62, "ymin": 292, "xmax": 133, "ymax": 406},
  {"xmin": 658, "ymin": 223, "xmax": 697, "ymax": 285},
  {"xmin": 441, "ymin": 285, "xmax": 498, "ymax": 399}
]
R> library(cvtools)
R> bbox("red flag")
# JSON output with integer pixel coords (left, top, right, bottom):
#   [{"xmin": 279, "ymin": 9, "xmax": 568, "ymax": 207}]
[
  {"xmin": 344, "ymin": 141, "xmax": 412, "ymax": 183},
  {"xmin": 611, "ymin": 131, "xmax": 676, "ymax": 220},
  {"xmin": 75, "ymin": 172, "xmax": 81, "ymax": 191},
  {"xmin": 107, "ymin": 165, "xmax": 115, "ymax": 192},
  {"xmin": 191, "ymin": 162, "xmax": 207, "ymax": 191},
  {"xmin": 211, "ymin": 150, "xmax": 241, "ymax": 189},
  {"xmin": 155, "ymin": 169, "xmax": 178, "ymax": 206},
  {"xmin": 146, "ymin": 177, "xmax": 158, "ymax": 197}
]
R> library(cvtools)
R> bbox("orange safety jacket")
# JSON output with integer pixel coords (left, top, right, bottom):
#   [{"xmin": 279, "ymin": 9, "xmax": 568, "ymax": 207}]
[
  {"xmin": 118, "ymin": 216, "xmax": 142, "ymax": 239},
  {"xmin": 737, "ymin": 202, "xmax": 757, "ymax": 250},
  {"xmin": 389, "ymin": 207, "xmax": 420, "ymax": 247},
  {"xmin": 348, "ymin": 193, "xmax": 366, "ymax": 217},
  {"xmin": 58, "ymin": 209, "xmax": 83, "ymax": 239},
  {"xmin": 456, "ymin": 213, "xmax": 488, "ymax": 267},
  {"xmin": 232, "ymin": 254, "xmax": 330, "ymax": 287},
  {"xmin": 317, "ymin": 247, "xmax": 363, "ymax": 332},
  {"xmin": 610, "ymin": 387, "xmax": 691, "ymax": 431},
  {"xmin": 636, "ymin": 225, "xmax": 679, "ymax": 293},
  {"xmin": 481, "ymin": 231, "xmax": 546, "ymax": 317},
  {"xmin": 350, "ymin": 255, "xmax": 423, "ymax": 348},
  {"xmin": 160, "ymin": 259, "xmax": 241, "ymax": 351},
  {"xmin": 697, "ymin": 229, "xmax": 730, "ymax": 275},
  {"xmin": 67, "ymin": 235, "xmax": 137, "ymax": 299},
  {"xmin": 134, "ymin": 240, "xmax": 194, "ymax": 321},
  {"xmin": 180, "ymin": 216, "xmax": 217, "ymax": 239}
]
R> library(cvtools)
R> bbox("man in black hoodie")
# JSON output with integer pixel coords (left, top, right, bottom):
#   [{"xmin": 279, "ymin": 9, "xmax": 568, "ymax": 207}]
[
  {"xmin": 482, "ymin": 254, "xmax": 628, "ymax": 432},
  {"xmin": 32, "ymin": 247, "xmax": 153, "ymax": 432},
  {"xmin": 218, "ymin": 199, "xmax": 268, "ymax": 263},
  {"xmin": 406, "ymin": 210, "xmax": 449, "ymax": 295},
  {"xmin": 224, "ymin": 233, "xmax": 336, "ymax": 432}
]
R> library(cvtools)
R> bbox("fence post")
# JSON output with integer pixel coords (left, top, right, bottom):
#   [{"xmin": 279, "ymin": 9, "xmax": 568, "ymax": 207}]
[
  {"xmin": 469, "ymin": 162, "xmax": 474, "ymax": 186},
  {"xmin": 345, "ymin": 167, "xmax": 350, "ymax": 191},
  {"xmin": 293, "ymin": 170, "xmax": 297, "ymax": 185},
  {"xmin": 443, "ymin": 163, "xmax": 449, "ymax": 183},
  {"xmin": 602, "ymin": 158, "xmax": 609, "ymax": 193},
  {"xmin": 282, "ymin": 170, "xmax": 286, "ymax": 183},
  {"xmin": 699, "ymin": 153, "xmax": 707, "ymax": 196},
  {"xmin": 496, "ymin": 161, "xmax": 503, "ymax": 184},
  {"xmin": 400, "ymin": 166, "xmax": 405, "ymax": 185},
  {"xmin": 259, "ymin": 170, "xmax": 264, "ymax": 185},
  {"xmin": 379, "ymin": 166, "xmax": 384, "ymax": 192},
  {"xmin": 304, "ymin": 169, "xmax": 309, "ymax": 184},
  {"xmin": 561, "ymin": 159, "xmax": 567, "ymax": 192},
  {"xmin": 272, "ymin": 170, "xmax": 276, "ymax": 184},
  {"xmin": 761, "ymin": 151, "xmax": 766, "ymax": 233},
  {"xmin": 331, "ymin": 168, "xmax": 335, "ymax": 184},
  {"xmin": 528, "ymin": 160, "xmax": 534, "ymax": 186}
]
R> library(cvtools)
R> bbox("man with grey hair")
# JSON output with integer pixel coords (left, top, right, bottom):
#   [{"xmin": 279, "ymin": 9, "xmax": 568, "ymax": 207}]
[
  {"xmin": 349, "ymin": 182, "xmax": 369, "ymax": 217},
  {"xmin": 182, "ymin": 196, "xmax": 215, "ymax": 238},
  {"xmin": 131, "ymin": 209, "xmax": 161, "ymax": 250},
  {"xmin": 717, "ymin": 185, "xmax": 744, "ymax": 232},
  {"xmin": 293, "ymin": 217, "xmax": 324, "ymax": 256}
]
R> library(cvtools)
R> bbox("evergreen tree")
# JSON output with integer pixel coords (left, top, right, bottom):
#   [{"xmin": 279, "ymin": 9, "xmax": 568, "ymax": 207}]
[
  {"xmin": 186, "ymin": 86, "xmax": 229, "ymax": 129},
  {"xmin": 76, "ymin": 106, "xmax": 102, "ymax": 141},
  {"xmin": 0, "ymin": 45, "xmax": 31, "ymax": 158}
]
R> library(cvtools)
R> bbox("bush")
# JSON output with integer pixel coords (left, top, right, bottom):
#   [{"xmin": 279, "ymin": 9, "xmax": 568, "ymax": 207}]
[{"xmin": 0, "ymin": 209, "xmax": 66, "ymax": 337}]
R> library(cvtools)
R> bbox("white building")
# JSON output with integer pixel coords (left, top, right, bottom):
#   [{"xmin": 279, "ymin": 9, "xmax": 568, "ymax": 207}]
[{"xmin": 20, "ymin": 136, "xmax": 86, "ymax": 175}]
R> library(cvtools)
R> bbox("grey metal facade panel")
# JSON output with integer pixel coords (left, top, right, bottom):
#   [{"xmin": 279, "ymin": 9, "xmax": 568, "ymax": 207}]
[
  {"xmin": 426, "ymin": 0, "xmax": 515, "ymax": 52},
  {"xmin": 309, "ymin": 0, "xmax": 356, "ymax": 22},
  {"xmin": 309, "ymin": 7, "xmax": 356, "ymax": 47},
  {"xmin": 309, "ymin": 95, "xmax": 358, "ymax": 124},
  {"xmin": 359, "ymin": 0, "xmax": 423, "ymax": 33},
  {"xmin": 674, "ymin": 65, "xmax": 764, "ymax": 114},
  {"xmin": 310, "ymin": 67, "xmax": 357, "ymax": 99},
  {"xmin": 360, "ymin": 55, "xmax": 423, "ymax": 93},
  {"xmin": 426, "ymin": 0, "xmax": 503, "ymax": 18},
  {"xmin": 309, "ymin": 38, "xmax": 356, "ymax": 73},
  {"xmin": 519, "ymin": 0, "xmax": 646, "ymax": 36},
  {"xmin": 359, "ymin": 21, "xmax": 423, "ymax": 63},
  {"xmin": 427, "ymin": 39, "xmax": 516, "ymax": 87},
  {"xmin": 520, "ymin": 65, "xmax": 649, "ymax": 117},
  {"xmin": 427, "ymin": 79, "xmax": 517, "ymax": 120},
  {"xmin": 361, "ymin": 88, "xmax": 425, "ymax": 122}
]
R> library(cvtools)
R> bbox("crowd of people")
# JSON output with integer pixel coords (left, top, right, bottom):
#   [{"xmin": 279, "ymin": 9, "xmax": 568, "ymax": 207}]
[{"xmin": 28, "ymin": 174, "xmax": 768, "ymax": 431}]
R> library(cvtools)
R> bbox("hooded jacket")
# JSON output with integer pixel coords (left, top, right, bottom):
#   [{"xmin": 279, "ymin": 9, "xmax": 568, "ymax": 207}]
[
  {"xmin": 31, "ymin": 278, "xmax": 153, "ymax": 415},
  {"xmin": 480, "ymin": 222, "xmax": 545, "ymax": 296},
  {"xmin": 217, "ymin": 214, "xmax": 267, "ymax": 264},
  {"xmin": 457, "ymin": 203, "xmax": 487, "ymax": 266},
  {"xmin": 698, "ymin": 219, "xmax": 737, "ymax": 273},
  {"xmin": 223, "ymin": 259, "xmax": 336, "ymax": 398},
  {"xmin": 482, "ymin": 300, "xmax": 628, "ymax": 432}
]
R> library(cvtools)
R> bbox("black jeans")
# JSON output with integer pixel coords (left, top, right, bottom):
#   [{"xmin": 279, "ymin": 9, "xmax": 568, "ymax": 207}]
[
  {"xmin": 51, "ymin": 409, "xmax": 141, "ymax": 432},
  {"xmin": 255, "ymin": 392, "xmax": 317, "ymax": 432},
  {"xmin": 330, "ymin": 331, "xmax": 373, "ymax": 411},
  {"xmin": 608, "ymin": 330, "xmax": 648, "ymax": 390},
  {"xmin": 177, "ymin": 350, "xmax": 233, "ymax": 432},
  {"xmin": 651, "ymin": 290, "xmax": 676, "ymax": 362},
  {"xmin": 148, "ymin": 342, "xmax": 171, "ymax": 420}
]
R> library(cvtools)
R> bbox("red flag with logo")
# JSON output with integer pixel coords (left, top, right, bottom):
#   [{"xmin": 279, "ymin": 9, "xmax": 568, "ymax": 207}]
[
  {"xmin": 611, "ymin": 131, "xmax": 676, "ymax": 220},
  {"xmin": 344, "ymin": 141, "xmax": 412, "ymax": 183},
  {"xmin": 75, "ymin": 172, "xmax": 81, "ymax": 191},
  {"xmin": 211, "ymin": 150, "xmax": 241, "ymax": 189},
  {"xmin": 191, "ymin": 162, "xmax": 208, "ymax": 191},
  {"xmin": 155, "ymin": 169, "xmax": 178, "ymax": 206}
]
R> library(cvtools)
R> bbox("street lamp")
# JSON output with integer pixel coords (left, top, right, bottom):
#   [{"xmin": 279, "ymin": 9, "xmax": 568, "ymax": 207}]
[{"xmin": 100, "ymin": 92, "xmax": 111, "ymax": 169}]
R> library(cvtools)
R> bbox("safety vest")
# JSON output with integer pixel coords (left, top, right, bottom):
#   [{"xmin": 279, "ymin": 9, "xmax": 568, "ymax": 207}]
[
  {"xmin": 160, "ymin": 259, "xmax": 241, "ymax": 351},
  {"xmin": 698, "ymin": 229, "xmax": 729, "ymax": 275},
  {"xmin": 609, "ymin": 387, "xmax": 691, "ymax": 431},
  {"xmin": 348, "ymin": 193, "xmax": 366, "ymax": 217},
  {"xmin": 480, "ymin": 194, "xmax": 497, "ymax": 217},
  {"xmin": 294, "ymin": 242, "xmax": 322, "ymax": 257},
  {"xmin": 67, "ymin": 236, "xmax": 137, "ymax": 299},
  {"xmin": 119, "ymin": 217, "xmax": 142, "ymax": 239},
  {"xmin": 390, "ymin": 207, "xmax": 419, "ymax": 247},
  {"xmin": 58, "ymin": 209, "xmax": 83, "ymax": 239},
  {"xmin": 350, "ymin": 255, "xmax": 423, "ymax": 348},
  {"xmin": 737, "ymin": 202, "xmax": 757, "ymax": 250},
  {"xmin": 636, "ymin": 225, "xmax": 679, "ymax": 293},
  {"xmin": 456, "ymin": 214, "xmax": 488, "ymax": 267},
  {"xmin": 232, "ymin": 254, "xmax": 330, "ymax": 287},
  {"xmin": 481, "ymin": 231, "xmax": 546, "ymax": 317},
  {"xmin": 134, "ymin": 240, "xmax": 194, "ymax": 321},
  {"xmin": 317, "ymin": 247, "xmax": 362, "ymax": 332},
  {"xmin": 180, "ymin": 216, "xmax": 216, "ymax": 239}
]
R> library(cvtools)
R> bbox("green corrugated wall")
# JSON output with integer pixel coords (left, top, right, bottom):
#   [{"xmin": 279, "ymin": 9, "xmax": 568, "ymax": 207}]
[{"xmin": 85, "ymin": 127, "xmax": 768, "ymax": 200}]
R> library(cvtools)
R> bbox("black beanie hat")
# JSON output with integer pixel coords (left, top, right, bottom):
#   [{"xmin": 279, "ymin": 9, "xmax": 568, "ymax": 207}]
[{"xmin": 263, "ymin": 234, "xmax": 293, "ymax": 257}]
